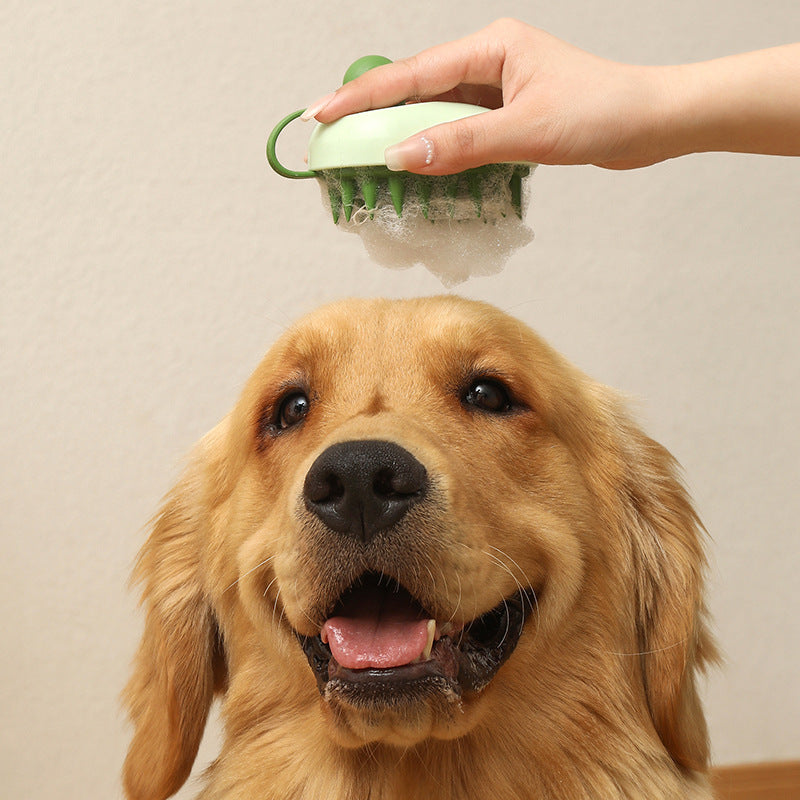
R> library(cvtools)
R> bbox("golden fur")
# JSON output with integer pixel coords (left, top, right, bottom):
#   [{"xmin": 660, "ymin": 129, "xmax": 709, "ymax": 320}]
[{"xmin": 124, "ymin": 296, "xmax": 716, "ymax": 799}]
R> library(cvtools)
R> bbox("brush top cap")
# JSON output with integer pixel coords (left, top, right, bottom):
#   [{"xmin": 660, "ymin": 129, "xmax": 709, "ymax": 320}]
[{"xmin": 306, "ymin": 101, "xmax": 489, "ymax": 170}]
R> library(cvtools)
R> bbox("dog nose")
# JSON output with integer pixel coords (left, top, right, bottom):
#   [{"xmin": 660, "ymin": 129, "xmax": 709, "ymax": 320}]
[{"xmin": 303, "ymin": 440, "xmax": 428, "ymax": 542}]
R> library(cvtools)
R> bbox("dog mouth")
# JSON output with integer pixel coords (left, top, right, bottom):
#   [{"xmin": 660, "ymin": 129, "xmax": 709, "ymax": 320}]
[{"xmin": 297, "ymin": 572, "xmax": 537, "ymax": 704}]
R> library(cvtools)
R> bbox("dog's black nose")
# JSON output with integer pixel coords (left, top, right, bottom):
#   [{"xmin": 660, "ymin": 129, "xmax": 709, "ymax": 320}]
[{"xmin": 303, "ymin": 440, "xmax": 428, "ymax": 542}]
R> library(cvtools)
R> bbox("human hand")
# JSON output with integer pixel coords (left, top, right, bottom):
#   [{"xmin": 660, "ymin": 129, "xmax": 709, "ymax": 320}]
[
  {"xmin": 303, "ymin": 18, "xmax": 800, "ymax": 174},
  {"xmin": 302, "ymin": 18, "xmax": 673, "ymax": 173}
]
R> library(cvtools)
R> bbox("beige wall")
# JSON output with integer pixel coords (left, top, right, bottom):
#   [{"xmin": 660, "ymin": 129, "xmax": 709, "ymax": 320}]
[{"xmin": 2, "ymin": 2, "xmax": 798, "ymax": 797}]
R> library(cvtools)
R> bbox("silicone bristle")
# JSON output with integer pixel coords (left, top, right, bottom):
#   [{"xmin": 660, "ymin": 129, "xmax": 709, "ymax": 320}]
[
  {"xmin": 387, "ymin": 174, "xmax": 405, "ymax": 217},
  {"xmin": 467, "ymin": 172, "xmax": 482, "ymax": 218},
  {"xmin": 361, "ymin": 175, "xmax": 378, "ymax": 216},
  {"xmin": 445, "ymin": 176, "xmax": 460, "ymax": 218},
  {"xmin": 415, "ymin": 177, "xmax": 432, "ymax": 219},
  {"xmin": 322, "ymin": 163, "xmax": 527, "ymax": 223},
  {"xmin": 510, "ymin": 167, "xmax": 523, "ymax": 219},
  {"xmin": 327, "ymin": 183, "xmax": 341, "ymax": 224},
  {"xmin": 340, "ymin": 176, "xmax": 356, "ymax": 222}
]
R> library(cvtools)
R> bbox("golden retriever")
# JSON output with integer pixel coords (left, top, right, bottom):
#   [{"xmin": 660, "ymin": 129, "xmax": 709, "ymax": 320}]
[{"xmin": 124, "ymin": 296, "xmax": 716, "ymax": 800}]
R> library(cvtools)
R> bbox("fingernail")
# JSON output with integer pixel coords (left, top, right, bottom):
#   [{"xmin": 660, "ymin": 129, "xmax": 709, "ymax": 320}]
[
  {"xmin": 301, "ymin": 92, "xmax": 336, "ymax": 121},
  {"xmin": 384, "ymin": 135, "xmax": 435, "ymax": 171}
]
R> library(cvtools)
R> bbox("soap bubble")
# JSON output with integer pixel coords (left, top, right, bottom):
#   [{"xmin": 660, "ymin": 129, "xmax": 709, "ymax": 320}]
[{"xmin": 319, "ymin": 165, "xmax": 535, "ymax": 286}]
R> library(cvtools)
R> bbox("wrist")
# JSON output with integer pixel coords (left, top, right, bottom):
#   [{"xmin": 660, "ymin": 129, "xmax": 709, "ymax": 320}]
[
  {"xmin": 657, "ymin": 62, "xmax": 731, "ymax": 159},
  {"xmin": 594, "ymin": 65, "xmax": 685, "ymax": 169},
  {"xmin": 639, "ymin": 64, "xmax": 705, "ymax": 164}
]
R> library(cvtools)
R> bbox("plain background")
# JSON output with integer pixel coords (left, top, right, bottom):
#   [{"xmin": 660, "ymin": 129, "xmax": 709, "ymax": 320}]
[{"xmin": 1, "ymin": 1, "xmax": 798, "ymax": 797}]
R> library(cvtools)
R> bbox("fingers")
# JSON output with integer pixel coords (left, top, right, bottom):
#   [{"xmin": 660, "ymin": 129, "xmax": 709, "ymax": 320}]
[
  {"xmin": 308, "ymin": 27, "xmax": 507, "ymax": 123},
  {"xmin": 384, "ymin": 106, "xmax": 533, "ymax": 174}
]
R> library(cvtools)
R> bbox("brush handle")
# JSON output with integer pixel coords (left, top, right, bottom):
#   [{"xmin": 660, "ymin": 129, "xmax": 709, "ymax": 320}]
[{"xmin": 266, "ymin": 110, "xmax": 317, "ymax": 179}]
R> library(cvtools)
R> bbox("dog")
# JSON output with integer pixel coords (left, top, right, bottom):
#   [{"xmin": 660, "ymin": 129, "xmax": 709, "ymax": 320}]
[{"xmin": 123, "ymin": 296, "xmax": 716, "ymax": 799}]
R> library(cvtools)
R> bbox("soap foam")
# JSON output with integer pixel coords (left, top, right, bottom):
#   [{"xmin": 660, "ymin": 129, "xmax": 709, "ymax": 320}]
[{"xmin": 318, "ymin": 165, "xmax": 534, "ymax": 286}]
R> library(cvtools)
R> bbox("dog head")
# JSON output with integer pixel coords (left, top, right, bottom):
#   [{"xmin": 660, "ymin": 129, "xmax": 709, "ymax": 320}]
[{"xmin": 123, "ymin": 297, "xmax": 714, "ymax": 799}]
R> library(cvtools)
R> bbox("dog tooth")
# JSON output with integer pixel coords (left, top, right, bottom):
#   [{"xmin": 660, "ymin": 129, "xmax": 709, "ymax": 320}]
[
  {"xmin": 422, "ymin": 619, "xmax": 436, "ymax": 661},
  {"xmin": 320, "ymin": 628, "xmax": 328, "ymax": 644}
]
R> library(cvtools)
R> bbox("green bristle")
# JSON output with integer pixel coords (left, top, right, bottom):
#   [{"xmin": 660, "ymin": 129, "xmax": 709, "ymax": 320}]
[
  {"xmin": 387, "ymin": 174, "xmax": 405, "ymax": 217},
  {"xmin": 321, "ymin": 163, "xmax": 528, "ymax": 224},
  {"xmin": 361, "ymin": 175, "xmax": 378, "ymax": 216},
  {"xmin": 327, "ymin": 182, "xmax": 341, "ymax": 224},
  {"xmin": 510, "ymin": 167, "xmax": 523, "ymax": 219},
  {"xmin": 415, "ymin": 176, "xmax": 432, "ymax": 219},
  {"xmin": 445, "ymin": 176, "xmax": 460, "ymax": 218},
  {"xmin": 467, "ymin": 171, "xmax": 483, "ymax": 218},
  {"xmin": 340, "ymin": 175, "xmax": 356, "ymax": 222}
]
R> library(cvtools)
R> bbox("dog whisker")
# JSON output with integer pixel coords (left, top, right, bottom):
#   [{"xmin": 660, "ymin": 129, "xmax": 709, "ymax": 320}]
[
  {"xmin": 527, "ymin": 587, "xmax": 541, "ymax": 641},
  {"xmin": 437, "ymin": 565, "xmax": 450, "ymax": 605},
  {"xmin": 411, "ymin": 741, "xmax": 444, "ymax": 789},
  {"xmin": 448, "ymin": 571, "xmax": 463, "ymax": 626},
  {"xmin": 224, "ymin": 554, "xmax": 275, "ymax": 595},
  {"xmin": 482, "ymin": 550, "xmax": 524, "ymax": 594},
  {"xmin": 423, "ymin": 565, "xmax": 437, "ymax": 598},
  {"xmin": 486, "ymin": 546, "xmax": 541, "ymax": 632},
  {"xmin": 481, "ymin": 550, "xmax": 541, "ymax": 646},
  {"xmin": 271, "ymin": 587, "xmax": 282, "ymax": 629},
  {"xmin": 261, "ymin": 308, "xmax": 293, "ymax": 334},
  {"xmin": 390, "ymin": 744, "xmax": 410, "ymax": 771},
  {"xmin": 293, "ymin": 577, "xmax": 322, "ymax": 630},
  {"xmin": 487, "ymin": 544, "xmax": 535, "ymax": 595},
  {"xmin": 496, "ymin": 597, "xmax": 512, "ymax": 649},
  {"xmin": 608, "ymin": 639, "xmax": 688, "ymax": 658},
  {"xmin": 359, "ymin": 741, "xmax": 381, "ymax": 770},
  {"xmin": 263, "ymin": 575, "xmax": 282, "ymax": 629},
  {"xmin": 262, "ymin": 573, "xmax": 279, "ymax": 599}
]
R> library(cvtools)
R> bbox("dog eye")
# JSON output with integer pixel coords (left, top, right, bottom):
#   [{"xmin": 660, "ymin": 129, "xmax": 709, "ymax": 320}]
[
  {"xmin": 277, "ymin": 391, "xmax": 310, "ymax": 430},
  {"xmin": 463, "ymin": 378, "xmax": 513, "ymax": 413}
]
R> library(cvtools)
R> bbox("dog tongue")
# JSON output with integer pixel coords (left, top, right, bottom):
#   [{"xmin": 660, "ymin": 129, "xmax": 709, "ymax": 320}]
[{"xmin": 322, "ymin": 585, "xmax": 430, "ymax": 670}]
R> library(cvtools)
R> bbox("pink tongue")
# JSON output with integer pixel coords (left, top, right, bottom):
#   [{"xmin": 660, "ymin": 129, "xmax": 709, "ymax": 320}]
[{"xmin": 322, "ymin": 586, "xmax": 430, "ymax": 670}]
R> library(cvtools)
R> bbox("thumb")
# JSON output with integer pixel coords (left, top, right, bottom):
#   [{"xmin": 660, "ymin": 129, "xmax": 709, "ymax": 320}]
[{"xmin": 384, "ymin": 107, "xmax": 530, "ymax": 175}]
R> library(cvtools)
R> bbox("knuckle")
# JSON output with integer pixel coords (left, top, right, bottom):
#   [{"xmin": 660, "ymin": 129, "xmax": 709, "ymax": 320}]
[
  {"xmin": 397, "ymin": 57, "xmax": 424, "ymax": 101},
  {"xmin": 489, "ymin": 17, "xmax": 522, "ymax": 35}
]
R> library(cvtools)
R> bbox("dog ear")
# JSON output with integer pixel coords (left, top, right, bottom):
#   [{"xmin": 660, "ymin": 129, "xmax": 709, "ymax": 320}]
[
  {"xmin": 123, "ymin": 434, "xmax": 227, "ymax": 800},
  {"xmin": 616, "ymin": 419, "xmax": 718, "ymax": 773}
]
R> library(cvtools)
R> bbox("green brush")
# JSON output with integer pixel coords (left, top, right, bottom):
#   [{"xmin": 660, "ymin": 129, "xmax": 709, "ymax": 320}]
[{"xmin": 267, "ymin": 56, "xmax": 532, "ymax": 224}]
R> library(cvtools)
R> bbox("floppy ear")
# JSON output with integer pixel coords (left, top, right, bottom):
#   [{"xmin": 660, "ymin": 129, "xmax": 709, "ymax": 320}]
[
  {"xmin": 123, "ymin": 439, "xmax": 227, "ymax": 800},
  {"xmin": 617, "ymin": 418, "xmax": 718, "ymax": 773}
]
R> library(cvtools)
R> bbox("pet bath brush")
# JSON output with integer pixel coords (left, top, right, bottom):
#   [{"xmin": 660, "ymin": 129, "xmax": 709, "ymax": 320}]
[{"xmin": 266, "ymin": 56, "xmax": 533, "ymax": 225}]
